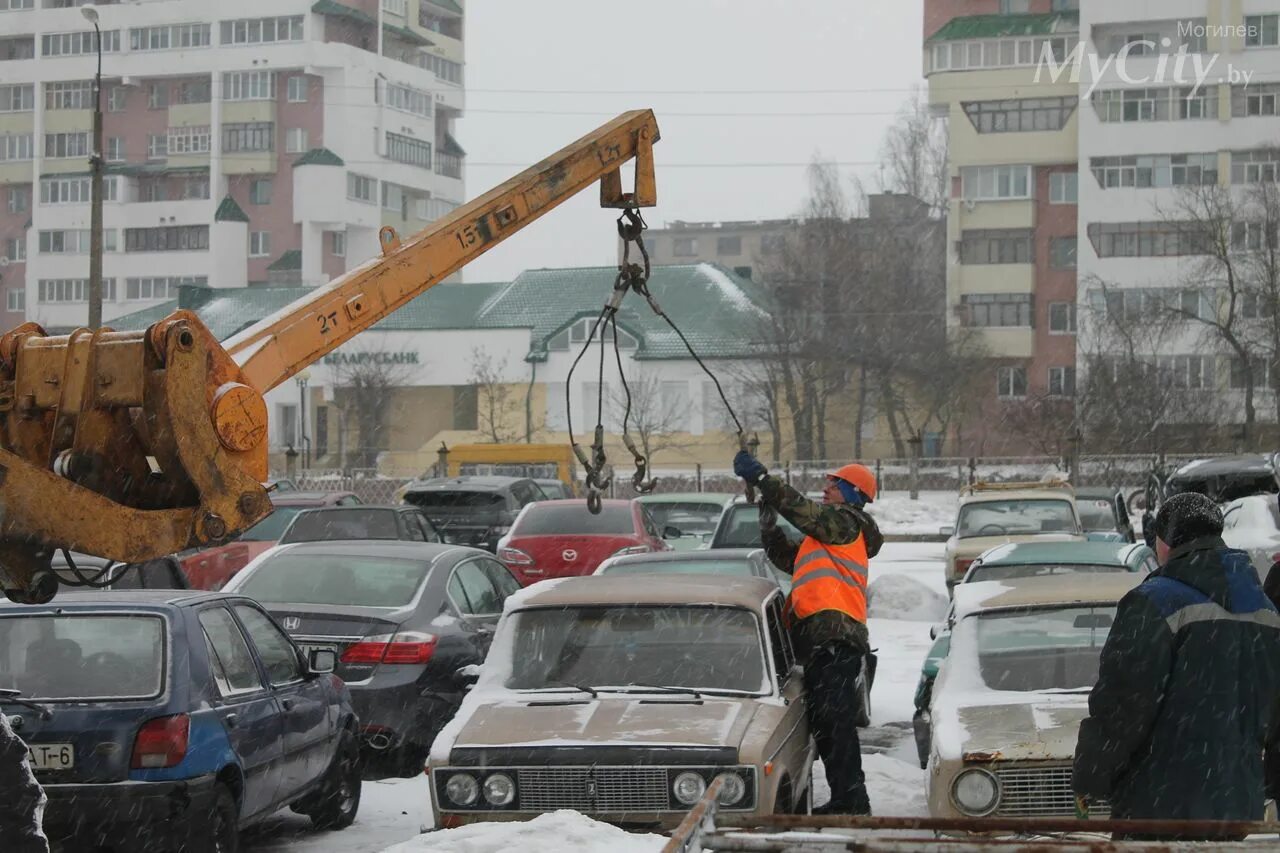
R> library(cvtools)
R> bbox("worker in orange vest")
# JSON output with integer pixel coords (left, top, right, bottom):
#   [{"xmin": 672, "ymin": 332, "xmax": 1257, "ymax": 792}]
[{"xmin": 734, "ymin": 451, "xmax": 883, "ymax": 815}]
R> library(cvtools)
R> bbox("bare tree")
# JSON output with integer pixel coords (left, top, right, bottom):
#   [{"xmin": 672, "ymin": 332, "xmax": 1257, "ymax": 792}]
[
  {"xmin": 878, "ymin": 87, "xmax": 950, "ymax": 218},
  {"xmin": 468, "ymin": 347, "xmax": 523, "ymax": 443},
  {"xmin": 328, "ymin": 344, "xmax": 416, "ymax": 468}
]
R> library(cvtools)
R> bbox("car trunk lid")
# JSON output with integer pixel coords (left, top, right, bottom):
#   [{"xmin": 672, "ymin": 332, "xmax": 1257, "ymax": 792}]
[
  {"xmin": 507, "ymin": 534, "xmax": 646, "ymax": 581},
  {"xmin": 264, "ymin": 603, "xmax": 409, "ymax": 681}
]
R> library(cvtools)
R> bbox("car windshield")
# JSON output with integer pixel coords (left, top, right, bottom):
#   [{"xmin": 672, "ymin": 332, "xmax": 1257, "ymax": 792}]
[
  {"xmin": 0, "ymin": 614, "xmax": 165, "ymax": 700},
  {"xmin": 957, "ymin": 499, "xmax": 1078, "ymax": 538},
  {"xmin": 406, "ymin": 491, "xmax": 506, "ymax": 509},
  {"xmin": 504, "ymin": 605, "xmax": 767, "ymax": 694},
  {"xmin": 282, "ymin": 509, "xmax": 400, "ymax": 543},
  {"xmin": 642, "ymin": 502, "xmax": 725, "ymax": 535},
  {"xmin": 600, "ymin": 558, "xmax": 756, "ymax": 578},
  {"xmin": 974, "ymin": 605, "xmax": 1116, "ymax": 692},
  {"xmin": 967, "ymin": 563, "xmax": 1126, "ymax": 582},
  {"xmin": 515, "ymin": 504, "xmax": 634, "ymax": 536},
  {"xmin": 713, "ymin": 505, "xmax": 803, "ymax": 548},
  {"xmin": 236, "ymin": 553, "xmax": 430, "ymax": 608},
  {"xmin": 1077, "ymin": 500, "xmax": 1116, "ymax": 531},
  {"xmin": 238, "ymin": 507, "xmax": 305, "ymax": 541}
]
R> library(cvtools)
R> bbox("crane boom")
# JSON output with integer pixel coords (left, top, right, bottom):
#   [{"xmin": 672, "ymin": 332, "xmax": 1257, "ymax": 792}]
[{"xmin": 0, "ymin": 110, "xmax": 660, "ymax": 602}]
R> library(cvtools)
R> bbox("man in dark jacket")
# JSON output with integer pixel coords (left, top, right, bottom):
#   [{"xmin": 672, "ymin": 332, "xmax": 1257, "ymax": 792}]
[
  {"xmin": 1073, "ymin": 492, "xmax": 1280, "ymax": 839},
  {"xmin": 735, "ymin": 451, "xmax": 883, "ymax": 815},
  {"xmin": 0, "ymin": 711, "xmax": 49, "ymax": 853}
]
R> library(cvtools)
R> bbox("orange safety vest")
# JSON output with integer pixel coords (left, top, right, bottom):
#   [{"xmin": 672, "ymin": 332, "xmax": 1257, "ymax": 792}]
[{"xmin": 784, "ymin": 534, "xmax": 869, "ymax": 625}]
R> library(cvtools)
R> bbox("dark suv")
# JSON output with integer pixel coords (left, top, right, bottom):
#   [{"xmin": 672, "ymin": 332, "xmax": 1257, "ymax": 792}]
[{"xmin": 400, "ymin": 476, "xmax": 546, "ymax": 552}]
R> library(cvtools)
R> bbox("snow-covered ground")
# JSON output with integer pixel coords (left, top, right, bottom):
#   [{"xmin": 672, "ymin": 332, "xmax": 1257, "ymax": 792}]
[
  {"xmin": 250, "ymin": 542, "xmax": 944, "ymax": 852},
  {"xmin": 866, "ymin": 491, "xmax": 957, "ymax": 536}
]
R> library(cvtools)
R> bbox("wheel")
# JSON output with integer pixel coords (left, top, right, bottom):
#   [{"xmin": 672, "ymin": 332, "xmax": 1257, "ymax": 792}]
[
  {"xmin": 774, "ymin": 776, "xmax": 793, "ymax": 815},
  {"xmin": 307, "ymin": 731, "xmax": 361, "ymax": 830},
  {"xmin": 196, "ymin": 783, "xmax": 239, "ymax": 853}
]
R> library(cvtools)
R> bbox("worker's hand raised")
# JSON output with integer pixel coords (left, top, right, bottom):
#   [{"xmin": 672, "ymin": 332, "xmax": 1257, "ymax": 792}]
[{"xmin": 734, "ymin": 450, "xmax": 767, "ymax": 485}]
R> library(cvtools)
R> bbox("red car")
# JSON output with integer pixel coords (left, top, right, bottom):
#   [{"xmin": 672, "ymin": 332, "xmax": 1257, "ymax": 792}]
[
  {"xmin": 497, "ymin": 498, "xmax": 673, "ymax": 585},
  {"xmin": 180, "ymin": 490, "xmax": 361, "ymax": 589}
]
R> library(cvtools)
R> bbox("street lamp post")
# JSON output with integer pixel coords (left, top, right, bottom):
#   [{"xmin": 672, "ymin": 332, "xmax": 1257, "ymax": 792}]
[
  {"xmin": 81, "ymin": 4, "xmax": 104, "ymax": 330},
  {"xmin": 296, "ymin": 370, "xmax": 311, "ymax": 470}
]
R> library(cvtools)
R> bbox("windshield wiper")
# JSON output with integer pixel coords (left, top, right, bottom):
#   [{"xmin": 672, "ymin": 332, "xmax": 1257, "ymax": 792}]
[
  {"xmin": 630, "ymin": 683, "xmax": 703, "ymax": 700},
  {"xmin": 0, "ymin": 689, "xmax": 52, "ymax": 720},
  {"xmin": 544, "ymin": 682, "xmax": 599, "ymax": 698}
]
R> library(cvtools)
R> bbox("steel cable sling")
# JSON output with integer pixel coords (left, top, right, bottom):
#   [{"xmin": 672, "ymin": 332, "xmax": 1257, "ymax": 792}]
[{"xmin": 566, "ymin": 209, "xmax": 757, "ymax": 512}]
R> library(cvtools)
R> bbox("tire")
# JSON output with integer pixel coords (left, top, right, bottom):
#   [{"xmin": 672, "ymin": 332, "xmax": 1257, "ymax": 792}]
[
  {"xmin": 197, "ymin": 784, "xmax": 239, "ymax": 853},
  {"xmin": 307, "ymin": 731, "xmax": 362, "ymax": 830}
]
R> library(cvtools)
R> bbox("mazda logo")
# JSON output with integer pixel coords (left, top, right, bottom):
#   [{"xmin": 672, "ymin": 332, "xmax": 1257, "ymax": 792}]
[
  {"xmin": 283, "ymin": 616, "xmax": 301, "ymax": 631},
  {"xmin": 562, "ymin": 549, "xmax": 577, "ymax": 561}
]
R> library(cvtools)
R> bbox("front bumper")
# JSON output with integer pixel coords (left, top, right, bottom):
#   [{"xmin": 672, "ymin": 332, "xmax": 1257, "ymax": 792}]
[{"xmin": 42, "ymin": 774, "xmax": 218, "ymax": 847}]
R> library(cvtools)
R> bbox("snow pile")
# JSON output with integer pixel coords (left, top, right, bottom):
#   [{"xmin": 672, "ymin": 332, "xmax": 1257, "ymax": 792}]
[
  {"xmin": 810, "ymin": 755, "xmax": 928, "ymax": 816},
  {"xmin": 696, "ymin": 262, "xmax": 766, "ymax": 315},
  {"xmin": 380, "ymin": 810, "xmax": 665, "ymax": 853},
  {"xmin": 866, "ymin": 574, "xmax": 948, "ymax": 622},
  {"xmin": 866, "ymin": 492, "xmax": 956, "ymax": 536}
]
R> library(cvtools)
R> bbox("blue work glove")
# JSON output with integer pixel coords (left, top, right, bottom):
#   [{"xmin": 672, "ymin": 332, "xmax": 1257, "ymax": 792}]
[{"xmin": 734, "ymin": 450, "xmax": 768, "ymax": 485}]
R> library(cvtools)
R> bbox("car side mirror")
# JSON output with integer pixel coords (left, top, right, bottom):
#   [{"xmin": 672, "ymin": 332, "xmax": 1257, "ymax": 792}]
[
  {"xmin": 663, "ymin": 525, "xmax": 683, "ymax": 540},
  {"xmin": 940, "ymin": 526, "xmax": 955, "ymax": 537},
  {"xmin": 454, "ymin": 664, "xmax": 481, "ymax": 689},
  {"xmin": 307, "ymin": 648, "xmax": 337, "ymax": 675},
  {"xmin": 929, "ymin": 624, "xmax": 938, "ymax": 640}
]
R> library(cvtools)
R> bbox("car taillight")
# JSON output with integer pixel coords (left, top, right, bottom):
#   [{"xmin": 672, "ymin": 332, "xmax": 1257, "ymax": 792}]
[
  {"xmin": 611, "ymin": 545, "xmax": 651, "ymax": 558},
  {"xmin": 1271, "ymin": 552, "xmax": 1280, "ymax": 566},
  {"xmin": 953, "ymin": 559, "xmax": 974, "ymax": 578},
  {"xmin": 132, "ymin": 714, "xmax": 190, "ymax": 769},
  {"xmin": 498, "ymin": 547, "xmax": 533, "ymax": 565},
  {"xmin": 341, "ymin": 632, "xmax": 437, "ymax": 665}
]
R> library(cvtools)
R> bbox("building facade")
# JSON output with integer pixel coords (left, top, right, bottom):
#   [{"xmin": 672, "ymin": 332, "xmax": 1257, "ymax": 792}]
[{"xmin": 0, "ymin": 0, "xmax": 466, "ymax": 332}]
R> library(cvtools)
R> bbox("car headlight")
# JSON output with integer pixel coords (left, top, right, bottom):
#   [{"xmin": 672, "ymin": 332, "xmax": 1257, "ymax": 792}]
[
  {"xmin": 713, "ymin": 772, "xmax": 746, "ymax": 805},
  {"xmin": 483, "ymin": 773, "xmax": 515, "ymax": 807},
  {"xmin": 672, "ymin": 771, "xmax": 707, "ymax": 805},
  {"xmin": 951, "ymin": 768, "xmax": 999, "ymax": 816},
  {"xmin": 445, "ymin": 773, "xmax": 479, "ymax": 806}
]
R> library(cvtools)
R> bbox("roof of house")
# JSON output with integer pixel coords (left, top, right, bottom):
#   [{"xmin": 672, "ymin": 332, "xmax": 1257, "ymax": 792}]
[
  {"xmin": 311, "ymin": 0, "xmax": 375, "ymax": 27},
  {"xmin": 214, "ymin": 196, "xmax": 250, "ymax": 223},
  {"xmin": 928, "ymin": 12, "xmax": 1078, "ymax": 41},
  {"xmin": 293, "ymin": 148, "xmax": 345, "ymax": 167},
  {"xmin": 266, "ymin": 250, "xmax": 303, "ymax": 272}
]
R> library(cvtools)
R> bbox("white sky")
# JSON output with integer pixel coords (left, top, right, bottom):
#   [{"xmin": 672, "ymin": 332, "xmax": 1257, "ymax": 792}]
[{"xmin": 456, "ymin": 0, "xmax": 925, "ymax": 283}]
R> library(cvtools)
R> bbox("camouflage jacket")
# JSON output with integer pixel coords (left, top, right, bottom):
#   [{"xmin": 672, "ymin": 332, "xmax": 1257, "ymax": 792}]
[{"xmin": 757, "ymin": 475, "xmax": 882, "ymax": 662}]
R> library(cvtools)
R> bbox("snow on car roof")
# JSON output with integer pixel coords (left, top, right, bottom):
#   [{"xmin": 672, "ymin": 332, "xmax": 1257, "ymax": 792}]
[
  {"xmin": 954, "ymin": 574, "xmax": 1143, "ymax": 621},
  {"xmin": 509, "ymin": 574, "xmax": 779, "ymax": 611}
]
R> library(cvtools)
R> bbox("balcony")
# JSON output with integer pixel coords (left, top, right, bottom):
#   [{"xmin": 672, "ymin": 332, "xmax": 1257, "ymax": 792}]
[{"xmin": 434, "ymin": 151, "xmax": 461, "ymax": 179}]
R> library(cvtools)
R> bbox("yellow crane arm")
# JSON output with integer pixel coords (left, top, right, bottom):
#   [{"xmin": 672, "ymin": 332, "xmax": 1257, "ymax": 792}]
[
  {"xmin": 0, "ymin": 110, "xmax": 659, "ymax": 602},
  {"xmin": 227, "ymin": 109, "xmax": 659, "ymax": 394}
]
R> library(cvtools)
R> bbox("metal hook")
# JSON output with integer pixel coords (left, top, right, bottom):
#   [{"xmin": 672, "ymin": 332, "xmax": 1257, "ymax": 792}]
[
  {"xmin": 622, "ymin": 433, "xmax": 657, "ymax": 494},
  {"xmin": 586, "ymin": 489, "xmax": 603, "ymax": 515}
]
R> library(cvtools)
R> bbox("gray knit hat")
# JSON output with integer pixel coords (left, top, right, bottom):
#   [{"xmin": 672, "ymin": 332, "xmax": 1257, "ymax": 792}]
[{"xmin": 1153, "ymin": 492, "xmax": 1224, "ymax": 549}]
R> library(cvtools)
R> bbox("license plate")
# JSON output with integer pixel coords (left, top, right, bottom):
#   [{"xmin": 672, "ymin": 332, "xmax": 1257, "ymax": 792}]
[{"xmin": 28, "ymin": 743, "xmax": 74, "ymax": 770}]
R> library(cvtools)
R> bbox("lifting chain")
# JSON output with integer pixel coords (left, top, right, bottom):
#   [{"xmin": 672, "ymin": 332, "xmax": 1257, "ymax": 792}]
[{"xmin": 567, "ymin": 207, "xmax": 755, "ymax": 513}]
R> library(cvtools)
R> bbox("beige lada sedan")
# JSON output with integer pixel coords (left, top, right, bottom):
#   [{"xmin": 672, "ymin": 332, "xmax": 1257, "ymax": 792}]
[
  {"xmin": 926, "ymin": 573, "xmax": 1143, "ymax": 820},
  {"xmin": 428, "ymin": 575, "xmax": 814, "ymax": 829}
]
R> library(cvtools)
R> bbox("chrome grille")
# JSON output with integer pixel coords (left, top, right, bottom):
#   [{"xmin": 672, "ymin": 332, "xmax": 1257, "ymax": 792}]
[
  {"xmin": 994, "ymin": 765, "xmax": 1110, "ymax": 817},
  {"xmin": 516, "ymin": 767, "xmax": 670, "ymax": 812}
]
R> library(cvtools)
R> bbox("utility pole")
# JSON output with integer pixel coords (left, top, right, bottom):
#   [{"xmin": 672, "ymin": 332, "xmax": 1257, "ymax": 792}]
[{"xmin": 82, "ymin": 5, "xmax": 104, "ymax": 329}]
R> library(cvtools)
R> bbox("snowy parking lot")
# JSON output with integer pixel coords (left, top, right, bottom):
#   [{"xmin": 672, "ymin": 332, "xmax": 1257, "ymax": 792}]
[{"xmin": 240, "ymin": 541, "xmax": 947, "ymax": 853}]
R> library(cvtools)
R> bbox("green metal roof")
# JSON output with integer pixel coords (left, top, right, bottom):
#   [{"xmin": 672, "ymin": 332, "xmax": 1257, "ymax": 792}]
[
  {"xmin": 476, "ymin": 263, "xmax": 770, "ymax": 361},
  {"xmin": 370, "ymin": 281, "xmax": 506, "ymax": 331},
  {"xmin": 442, "ymin": 132, "xmax": 466, "ymax": 157},
  {"xmin": 311, "ymin": 0, "xmax": 375, "ymax": 27},
  {"xmin": 928, "ymin": 12, "xmax": 1078, "ymax": 41},
  {"xmin": 975, "ymin": 541, "xmax": 1146, "ymax": 568},
  {"xmin": 214, "ymin": 196, "xmax": 249, "ymax": 223},
  {"xmin": 266, "ymin": 250, "xmax": 303, "ymax": 272},
  {"xmin": 110, "ymin": 286, "xmax": 311, "ymax": 341},
  {"xmin": 383, "ymin": 22, "xmax": 433, "ymax": 46},
  {"xmin": 292, "ymin": 148, "xmax": 344, "ymax": 167}
]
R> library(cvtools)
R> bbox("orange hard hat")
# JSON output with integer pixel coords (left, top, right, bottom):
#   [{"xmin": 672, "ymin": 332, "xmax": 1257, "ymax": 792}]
[{"xmin": 828, "ymin": 463, "xmax": 877, "ymax": 503}]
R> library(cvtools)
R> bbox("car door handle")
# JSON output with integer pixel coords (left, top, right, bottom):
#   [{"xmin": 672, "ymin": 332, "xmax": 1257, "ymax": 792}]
[
  {"xmin": 281, "ymin": 698, "xmax": 295, "ymax": 711},
  {"xmin": 225, "ymin": 713, "xmax": 238, "ymax": 729}
]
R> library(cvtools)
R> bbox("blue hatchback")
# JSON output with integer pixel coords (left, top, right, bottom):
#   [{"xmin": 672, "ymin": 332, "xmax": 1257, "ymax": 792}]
[{"xmin": 0, "ymin": 590, "xmax": 360, "ymax": 850}]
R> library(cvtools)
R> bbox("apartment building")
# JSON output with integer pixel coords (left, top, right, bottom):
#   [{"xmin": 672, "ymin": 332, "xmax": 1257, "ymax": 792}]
[{"xmin": 0, "ymin": 0, "xmax": 466, "ymax": 332}]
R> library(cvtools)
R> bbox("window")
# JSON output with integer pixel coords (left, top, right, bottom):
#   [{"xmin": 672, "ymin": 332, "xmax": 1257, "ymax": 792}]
[
  {"xmin": 999, "ymin": 0, "xmax": 1030, "ymax": 12},
  {"xmin": 997, "ymin": 366, "xmax": 1027, "ymax": 399},
  {"xmin": 222, "ymin": 122, "xmax": 274, "ymax": 153},
  {"xmin": 421, "ymin": 197, "xmax": 459, "ymax": 221},
  {"xmin": 385, "ymin": 82, "xmax": 431, "ymax": 117},
  {"xmin": 931, "ymin": 36, "xmax": 1069, "ymax": 73},
  {"xmin": 0, "ymin": 37, "xmax": 35, "ymax": 62},
  {"xmin": 124, "ymin": 225, "xmax": 209, "ymax": 252},
  {"xmin": 0, "ymin": 133, "xmax": 32, "ymax": 162},
  {"xmin": 448, "ymin": 561, "xmax": 502, "ymax": 615},
  {"xmin": 285, "ymin": 128, "xmax": 308, "ymax": 154},
  {"xmin": 1091, "ymin": 153, "xmax": 1218, "ymax": 188},
  {"xmin": 286, "ymin": 76, "xmax": 307, "ymax": 103},
  {"xmin": 45, "ymin": 81, "xmax": 94, "ymax": 110},
  {"xmin": 347, "ymin": 173, "xmax": 376, "ymax": 204},
  {"xmin": 385, "ymin": 132, "xmax": 431, "ymax": 168},
  {"xmin": 6, "ymin": 187, "xmax": 28, "ymax": 213},
  {"xmin": 147, "ymin": 82, "xmax": 168, "ymax": 110},
  {"xmin": 1231, "ymin": 358, "xmax": 1271, "ymax": 389},
  {"xmin": 125, "ymin": 276, "xmax": 205, "ymax": 300},
  {"xmin": 1086, "ymin": 221, "xmax": 1212, "ymax": 258},
  {"xmin": 249, "ymin": 231, "xmax": 271, "ymax": 257},
  {"xmin": 1178, "ymin": 86, "xmax": 1217, "ymax": 120},
  {"xmin": 1049, "ymin": 302, "xmax": 1077, "ymax": 333},
  {"xmin": 1232, "ymin": 150, "xmax": 1280, "ymax": 184},
  {"xmin": 180, "ymin": 176, "xmax": 209, "ymax": 200},
  {"xmin": 673, "ymin": 237, "xmax": 698, "ymax": 257},
  {"xmin": 38, "ymin": 279, "xmax": 117, "ymax": 303},
  {"xmin": 249, "ymin": 178, "xmax": 272, "ymax": 205},
  {"xmin": 167, "ymin": 125, "xmax": 210, "ymax": 155},
  {"xmin": 383, "ymin": 0, "xmax": 408, "ymax": 14},
  {"xmin": 1048, "ymin": 366, "xmax": 1076, "ymax": 397},
  {"xmin": 0, "ymin": 0, "xmax": 33, "ymax": 9},
  {"xmin": 1089, "ymin": 287, "xmax": 1214, "ymax": 324},
  {"xmin": 277, "ymin": 403, "xmax": 298, "ymax": 446},
  {"xmin": 381, "ymin": 182, "xmax": 403, "ymax": 213},
  {"xmin": 129, "ymin": 23, "xmax": 211, "ymax": 51},
  {"xmin": 40, "ymin": 176, "xmax": 119, "ymax": 204},
  {"xmin": 959, "ymin": 229, "xmax": 1033, "ymax": 264},
  {"xmin": 1233, "ymin": 83, "xmax": 1280, "ymax": 117},
  {"xmin": 107, "ymin": 86, "xmax": 126, "ymax": 111},
  {"xmin": 4, "ymin": 236, "xmax": 24, "ymax": 262},
  {"xmin": 222, "ymin": 71, "xmax": 275, "ymax": 101},
  {"xmin": 234, "ymin": 605, "xmax": 301, "ymax": 686},
  {"xmin": 1049, "ymin": 172, "xmax": 1077, "ymax": 204},
  {"xmin": 44, "ymin": 132, "xmax": 89, "ymax": 159},
  {"xmin": 175, "ymin": 80, "xmax": 211, "ymax": 105},
  {"xmin": 661, "ymin": 381, "xmax": 691, "ymax": 432},
  {"xmin": 1247, "ymin": 15, "xmax": 1280, "ymax": 48},
  {"xmin": 1091, "ymin": 88, "xmax": 1211, "ymax": 123},
  {"xmin": 1158, "ymin": 355, "xmax": 1214, "ymax": 389},
  {"xmin": 330, "ymin": 231, "xmax": 346, "ymax": 257},
  {"xmin": 199, "ymin": 607, "xmax": 264, "ymax": 696},
  {"xmin": 1181, "ymin": 19, "xmax": 1208, "ymax": 53},
  {"xmin": 960, "ymin": 165, "xmax": 1032, "ymax": 201},
  {"xmin": 105, "ymin": 137, "xmax": 123, "ymax": 162},
  {"xmin": 147, "ymin": 134, "xmax": 167, "ymax": 159},
  {"xmin": 1232, "ymin": 222, "xmax": 1279, "ymax": 252},
  {"xmin": 0, "ymin": 84, "xmax": 33, "ymax": 112},
  {"xmin": 962, "ymin": 293, "xmax": 1033, "ymax": 327},
  {"xmin": 42, "ymin": 30, "xmax": 119, "ymax": 57},
  {"xmin": 962, "ymin": 97, "xmax": 1078, "ymax": 134},
  {"xmin": 716, "ymin": 236, "xmax": 741, "ymax": 256},
  {"xmin": 1049, "ymin": 236, "xmax": 1077, "ymax": 269},
  {"xmin": 6, "ymin": 288, "xmax": 24, "ymax": 312},
  {"xmin": 38, "ymin": 230, "xmax": 116, "ymax": 254},
  {"xmin": 219, "ymin": 16, "xmax": 304, "ymax": 46}
]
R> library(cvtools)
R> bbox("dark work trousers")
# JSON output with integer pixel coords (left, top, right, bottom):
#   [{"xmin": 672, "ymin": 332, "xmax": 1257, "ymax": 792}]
[{"xmin": 803, "ymin": 642, "xmax": 870, "ymax": 814}]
